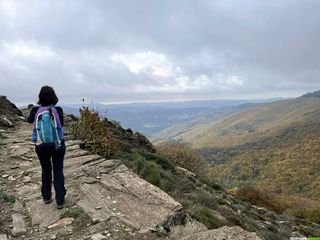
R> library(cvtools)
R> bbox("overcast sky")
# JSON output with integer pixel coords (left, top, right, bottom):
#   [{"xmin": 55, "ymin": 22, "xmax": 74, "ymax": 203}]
[{"xmin": 1, "ymin": 0, "xmax": 320, "ymax": 104}]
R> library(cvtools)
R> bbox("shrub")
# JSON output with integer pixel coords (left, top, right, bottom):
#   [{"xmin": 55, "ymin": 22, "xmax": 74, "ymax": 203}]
[
  {"xmin": 236, "ymin": 186, "xmax": 286, "ymax": 213},
  {"xmin": 306, "ymin": 208, "xmax": 320, "ymax": 224},
  {"xmin": 188, "ymin": 204, "xmax": 224, "ymax": 229},
  {"xmin": 200, "ymin": 177, "xmax": 224, "ymax": 192},
  {"xmin": 193, "ymin": 206, "xmax": 224, "ymax": 229},
  {"xmin": 290, "ymin": 208, "xmax": 320, "ymax": 224},
  {"xmin": 72, "ymin": 107, "xmax": 119, "ymax": 158},
  {"xmin": 189, "ymin": 191, "xmax": 217, "ymax": 209},
  {"xmin": 135, "ymin": 149, "xmax": 176, "ymax": 172},
  {"xmin": 156, "ymin": 141, "xmax": 206, "ymax": 176},
  {"xmin": 133, "ymin": 158, "xmax": 162, "ymax": 188}
]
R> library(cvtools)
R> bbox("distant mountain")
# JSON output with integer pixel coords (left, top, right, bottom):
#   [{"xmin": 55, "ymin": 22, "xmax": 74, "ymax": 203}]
[
  {"xmin": 61, "ymin": 99, "xmax": 277, "ymax": 137},
  {"xmin": 155, "ymin": 90, "xmax": 320, "ymax": 199},
  {"xmin": 301, "ymin": 89, "xmax": 320, "ymax": 98}
]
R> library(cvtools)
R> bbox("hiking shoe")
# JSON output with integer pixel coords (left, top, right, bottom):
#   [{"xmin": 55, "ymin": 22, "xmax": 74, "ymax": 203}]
[
  {"xmin": 43, "ymin": 198, "xmax": 52, "ymax": 204},
  {"xmin": 56, "ymin": 200, "xmax": 65, "ymax": 209}
]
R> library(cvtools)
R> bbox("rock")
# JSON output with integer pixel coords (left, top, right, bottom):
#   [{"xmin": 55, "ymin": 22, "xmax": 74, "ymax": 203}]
[
  {"xmin": 8, "ymin": 176, "xmax": 15, "ymax": 181},
  {"xmin": 0, "ymin": 117, "xmax": 14, "ymax": 128},
  {"xmin": 179, "ymin": 226, "xmax": 261, "ymax": 240},
  {"xmin": 91, "ymin": 233, "xmax": 108, "ymax": 240},
  {"xmin": 92, "ymin": 218, "xmax": 100, "ymax": 224},
  {"xmin": 0, "ymin": 234, "xmax": 8, "ymax": 240},
  {"xmin": 84, "ymin": 177, "xmax": 97, "ymax": 184},
  {"xmin": 176, "ymin": 166, "xmax": 196, "ymax": 179},
  {"xmin": 22, "ymin": 176, "xmax": 32, "ymax": 183},
  {"xmin": 77, "ymin": 159, "xmax": 183, "ymax": 231},
  {"xmin": 27, "ymin": 199, "xmax": 61, "ymax": 228},
  {"xmin": 13, "ymin": 201, "xmax": 24, "ymax": 212},
  {"xmin": 50, "ymin": 234, "xmax": 57, "ymax": 239},
  {"xmin": 48, "ymin": 218, "xmax": 74, "ymax": 229},
  {"xmin": 21, "ymin": 156, "xmax": 33, "ymax": 161},
  {"xmin": 11, "ymin": 213, "xmax": 27, "ymax": 236}
]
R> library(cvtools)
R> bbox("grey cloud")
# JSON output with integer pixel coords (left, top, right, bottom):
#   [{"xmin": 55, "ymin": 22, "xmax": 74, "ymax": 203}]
[{"xmin": 0, "ymin": 0, "xmax": 320, "ymax": 103}]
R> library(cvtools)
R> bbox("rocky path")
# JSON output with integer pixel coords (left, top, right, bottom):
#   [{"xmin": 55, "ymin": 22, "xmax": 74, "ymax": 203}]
[{"xmin": 0, "ymin": 122, "xmax": 182, "ymax": 239}]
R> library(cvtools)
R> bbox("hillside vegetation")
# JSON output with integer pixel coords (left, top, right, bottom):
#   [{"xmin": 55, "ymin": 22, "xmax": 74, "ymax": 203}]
[{"xmin": 154, "ymin": 91, "xmax": 320, "ymax": 216}]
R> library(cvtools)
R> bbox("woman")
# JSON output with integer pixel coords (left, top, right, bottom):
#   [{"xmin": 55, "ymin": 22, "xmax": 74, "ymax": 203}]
[{"xmin": 27, "ymin": 86, "xmax": 66, "ymax": 209}]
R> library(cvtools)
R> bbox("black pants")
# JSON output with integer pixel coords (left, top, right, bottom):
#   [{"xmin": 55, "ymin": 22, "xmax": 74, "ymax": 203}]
[{"xmin": 35, "ymin": 142, "xmax": 66, "ymax": 204}]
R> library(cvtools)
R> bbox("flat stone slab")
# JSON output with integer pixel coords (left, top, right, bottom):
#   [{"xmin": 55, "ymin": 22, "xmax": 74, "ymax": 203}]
[
  {"xmin": 12, "ymin": 213, "xmax": 27, "ymax": 236},
  {"xmin": 64, "ymin": 154, "xmax": 103, "ymax": 177},
  {"xmin": 65, "ymin": 140, "xmax": 83, "ymax": 147},
  {"xmin": 65, "ymin": 149, "xmax": 88, "ymax": 158},
  {"xmin": 77, "ymin": 183, "xmax": 114, "ymax": 223},
  {"xmin": 27, "ymin": 199, "xmax": 61, "ymax": 228},
  {"xmin": 77, "ymin": 160, "xmax": 182, "ymax": 232}
]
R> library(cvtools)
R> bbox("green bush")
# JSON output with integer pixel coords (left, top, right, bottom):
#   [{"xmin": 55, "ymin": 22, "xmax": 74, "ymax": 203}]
[
  {"xmin": 193, "ymin": 205, "xmax": 224, "ymax": 229},
  {"xmin": 200, "ymin": 178, "xmax": 224, "ymax": 192},
  {"xmin": 135, "ymin": 149, "xmax": 176, "ymax": 172},
  {"xmin": 133, "ymin": 158, "xmax": 162, "ymax": 188},
  {"xmin": 143, "ymin": 162, "xmax": 162, "ymax": 187},
  {"xmin": 72, "ymin": 107, "xmax": 119, "ymax": 158},
  {"xmin": 182, "ymin": 202, "xmax": 224, "ymax": 229}
]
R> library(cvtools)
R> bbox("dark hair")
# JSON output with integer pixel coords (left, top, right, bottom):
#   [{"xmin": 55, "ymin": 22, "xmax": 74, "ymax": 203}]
[{"xmin": 37, "ymin": 86, "xmax": 59, "ymax": 106}]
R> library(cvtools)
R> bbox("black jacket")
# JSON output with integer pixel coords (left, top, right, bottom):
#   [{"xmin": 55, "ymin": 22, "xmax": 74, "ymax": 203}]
[{"xmin": 27, "ymin": 106, "xmax": 64, "ymax": 126}]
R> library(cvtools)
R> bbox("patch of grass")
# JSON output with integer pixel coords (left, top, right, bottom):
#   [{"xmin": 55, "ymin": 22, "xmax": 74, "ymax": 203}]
[
  {"xmin": 190, "ymin": 204, "xmax": 224, "ymax": 229},
  {"xmin": 133, "ymin": 158, "xmax": 162, "ymax": 188},
  {"xmin": 60, "ymin": 207, "xmax": 81, "ymax": 219},
  {"xmin": 181, "ymin": 200, "xmax": 225, "ymax": 229},
  {"xmin": 0, "ymin": 190, "xmax": 16, "ymax": 204},
  {"xmin": 170, "ymin": 220, "xmax": 207, "ymax": 240},
  {"xmin": 26, "ymin": 213, "xmax": 33, "ymax": 227}
]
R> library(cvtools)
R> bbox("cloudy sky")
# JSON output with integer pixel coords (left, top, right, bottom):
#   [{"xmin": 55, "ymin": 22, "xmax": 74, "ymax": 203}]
[{"xmin": 1, "ymin": 0, "xmax": 320, "ymax": 104}]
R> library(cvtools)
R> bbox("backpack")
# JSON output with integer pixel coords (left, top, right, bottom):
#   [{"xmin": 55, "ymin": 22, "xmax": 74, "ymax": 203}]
[{"xmin": 32, "ymin": 106, "xmax": 64, "ymax": 148}]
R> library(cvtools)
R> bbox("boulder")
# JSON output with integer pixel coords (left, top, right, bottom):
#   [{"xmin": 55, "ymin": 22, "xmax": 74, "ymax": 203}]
[{"xmin": 77, "ymin": 159, "xmax": 184, "ymax": 232}]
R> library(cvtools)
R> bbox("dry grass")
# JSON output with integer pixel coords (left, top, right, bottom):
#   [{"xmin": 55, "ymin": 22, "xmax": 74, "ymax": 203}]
[{"xmin": 170, "ymin": 220, "xmax": 207, "ymax": 240}]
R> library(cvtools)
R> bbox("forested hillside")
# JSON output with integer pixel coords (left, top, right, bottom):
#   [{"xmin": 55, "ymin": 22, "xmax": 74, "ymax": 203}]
[{"xmin": 156, "ymin": 91, "xmax": 320, "ymax": 201}]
